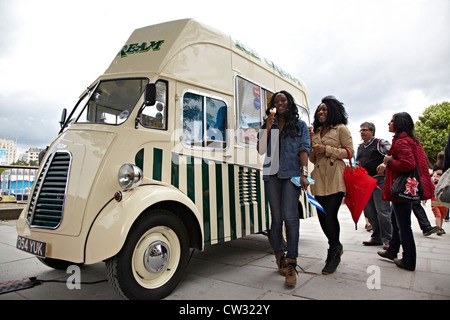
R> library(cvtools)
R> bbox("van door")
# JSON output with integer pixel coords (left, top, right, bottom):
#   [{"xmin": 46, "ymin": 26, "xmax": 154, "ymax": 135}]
[
  {"xmin": 136, "ymin": 80, "xmax": 174, "ymax": 185},
  {"xmin": 174, "ymin": 82, "xmax": 235, "ymax": 244}
]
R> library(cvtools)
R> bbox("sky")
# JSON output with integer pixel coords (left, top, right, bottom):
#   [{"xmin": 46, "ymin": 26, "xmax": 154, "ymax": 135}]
[{"xmin": 1, "ymin": 0, "xmax": 450, "ymax": 155}]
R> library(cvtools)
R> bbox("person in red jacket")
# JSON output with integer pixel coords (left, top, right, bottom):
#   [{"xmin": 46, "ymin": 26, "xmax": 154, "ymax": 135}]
[{"xmin": 377, "ymin": 112, "xmax": 434, "ymax": 271}]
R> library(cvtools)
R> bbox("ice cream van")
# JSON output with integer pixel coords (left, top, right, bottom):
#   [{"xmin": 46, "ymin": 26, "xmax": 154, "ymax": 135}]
[{"xmin": 16, "ymin": 19, "xmax": 313, "ymax": 299}]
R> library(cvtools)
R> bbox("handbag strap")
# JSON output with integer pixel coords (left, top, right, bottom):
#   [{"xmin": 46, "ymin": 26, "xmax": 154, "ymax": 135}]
[{"xmin": 344, "ymin": 147, "xmax": 353, "ymax": 167}]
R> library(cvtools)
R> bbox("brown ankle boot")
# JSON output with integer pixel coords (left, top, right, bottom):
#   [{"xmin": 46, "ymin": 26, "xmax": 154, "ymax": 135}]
[
  {"xmin": 275, "ymin": 253, "xmax": 287, "ymax": 276},
  {"xmin": 285, "ymin": 259, "xmax": 297, "ymax": 287}
]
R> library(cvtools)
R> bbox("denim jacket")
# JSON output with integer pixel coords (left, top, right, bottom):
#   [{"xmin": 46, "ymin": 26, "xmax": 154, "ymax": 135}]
[{"xmin": 259, "ymin": 118, "xmax": 311, "ymax": 181}]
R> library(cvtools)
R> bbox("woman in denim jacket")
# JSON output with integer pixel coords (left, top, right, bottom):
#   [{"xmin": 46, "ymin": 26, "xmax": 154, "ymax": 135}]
[
  {"xmin": 257, "ymin": 91, "xmax": 310, "ymax": 287},
  {"xmin": 309, "ymin": 96, "xmax": 354, "ymax": 275}
]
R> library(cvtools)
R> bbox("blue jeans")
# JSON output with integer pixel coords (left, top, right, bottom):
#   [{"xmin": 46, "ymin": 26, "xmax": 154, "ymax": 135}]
[
  {"xmin": 265, "ymin": 175, "xmax": 301, "ymax": 260},
  {"xmin": 388, "ymin": 202, "xmax": 416, "ymax": 268},
  {"xmin": 364, "ymin": 176, "xmax": 392, "ymax": 244}
]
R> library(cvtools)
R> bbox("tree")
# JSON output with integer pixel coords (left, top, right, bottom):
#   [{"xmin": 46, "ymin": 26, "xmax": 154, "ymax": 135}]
[{"xmin": 415, "ymin": 101, "xmax": 450, "ymax": 166}]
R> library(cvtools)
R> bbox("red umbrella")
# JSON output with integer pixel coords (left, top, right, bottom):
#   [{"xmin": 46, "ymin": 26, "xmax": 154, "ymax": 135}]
[{"xmin": 343, "ymin": 148, "xmax": 378, "ymax": 229}]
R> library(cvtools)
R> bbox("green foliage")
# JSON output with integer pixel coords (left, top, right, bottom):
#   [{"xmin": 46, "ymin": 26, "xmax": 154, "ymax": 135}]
[
  {"xmin": 415, "ymin": 101, "xmax": 450, "ymax": 165},
  {"xmin": 11, "ymin": 160, "xmax": 29, "ymax": 166}
]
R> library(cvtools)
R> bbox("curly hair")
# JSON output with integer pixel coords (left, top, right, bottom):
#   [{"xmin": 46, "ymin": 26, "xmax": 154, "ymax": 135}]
[
  {"xmin": 266, "ymin": 90, "xmax": 299, "ymax": 137},
  {"xmin": 312, "ymin": 95, "xmax": 348, "ymax": 132}
]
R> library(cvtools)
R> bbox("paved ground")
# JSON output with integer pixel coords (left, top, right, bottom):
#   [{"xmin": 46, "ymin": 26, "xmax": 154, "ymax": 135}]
[{"xmin": 0, "ymin": 203, "xmax": 449, "ymax": 301}]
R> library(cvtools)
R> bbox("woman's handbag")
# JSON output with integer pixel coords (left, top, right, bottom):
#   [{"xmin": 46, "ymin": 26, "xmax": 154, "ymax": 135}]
[{"xmin": 391, "ymin": 166, "xmax": 424, "ymax": 201}]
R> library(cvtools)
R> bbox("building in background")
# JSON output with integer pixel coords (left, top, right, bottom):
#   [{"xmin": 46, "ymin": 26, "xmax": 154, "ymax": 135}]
[
  {"xmin": 0, "ymin": 138, "xmax": 18, "ymax": 165},
  {"xmin": 25, "ymin": 147, "xmax": 45, "ymax": 163}
]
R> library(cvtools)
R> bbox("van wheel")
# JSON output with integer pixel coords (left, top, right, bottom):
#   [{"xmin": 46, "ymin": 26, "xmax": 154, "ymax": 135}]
[{"xmin": 105, "ymin": 209, "xmax": 190, "ymax": 300}]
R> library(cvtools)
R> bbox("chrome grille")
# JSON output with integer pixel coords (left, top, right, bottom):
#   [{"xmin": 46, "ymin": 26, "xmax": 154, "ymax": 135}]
[{"xmin": 27, "ymin": 151, "xmax": 71, "ymax": 228}]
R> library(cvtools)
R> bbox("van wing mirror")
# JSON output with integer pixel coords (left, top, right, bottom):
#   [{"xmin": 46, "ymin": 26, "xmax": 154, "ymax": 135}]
[
  {"xmin": 59, "ymin": 108, "xmax": 67, "ymax": 128},
  {"xmin": 145, "ymin": 83, "xmax": 156, "ymax": 106}
]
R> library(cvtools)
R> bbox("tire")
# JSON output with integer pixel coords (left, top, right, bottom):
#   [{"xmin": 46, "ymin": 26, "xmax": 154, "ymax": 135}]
[{"xmin": 105, "ymin": 209, "xmax": 190, "ymax": 300}]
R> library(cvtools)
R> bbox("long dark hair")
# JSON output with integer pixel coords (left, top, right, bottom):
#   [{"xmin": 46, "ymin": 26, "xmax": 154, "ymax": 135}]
[
  {"xmin": 312, "ymin": 95, "xmax": 348, "ymax": 132},
  {"xmin": 267, "ymin": 90, "xmax": 299, "ymax": 137},
  {"xmin": 393, "ymin": 112, "xmax": 419, "ymax": 144}
]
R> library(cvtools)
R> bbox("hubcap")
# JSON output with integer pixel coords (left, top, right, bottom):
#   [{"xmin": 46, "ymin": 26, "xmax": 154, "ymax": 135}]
[
  {"xmin": 144, "ymin": 241, "xmax": 170, "ymax": 273},
  {"xmin": 132, "ymin": 226, "xmax": 181, "ymax": 289}
]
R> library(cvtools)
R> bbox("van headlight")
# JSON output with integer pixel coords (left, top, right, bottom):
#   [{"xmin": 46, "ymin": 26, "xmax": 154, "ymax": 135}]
[{"xmin": 118, "ymin": 164, "xmax": 143, "ymax": 190}]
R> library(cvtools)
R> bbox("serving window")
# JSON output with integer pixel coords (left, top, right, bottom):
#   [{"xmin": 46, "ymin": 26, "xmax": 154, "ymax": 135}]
[
  {"xmin": 235, "ymin": 76, "xmax": 272, "ymax": 147},
  {"xmin": 182, "ymin": 91, "xmax": 227, "ymax": 149}
]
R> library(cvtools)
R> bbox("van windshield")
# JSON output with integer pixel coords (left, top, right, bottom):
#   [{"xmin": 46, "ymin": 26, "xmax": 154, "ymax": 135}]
[{"xmin": 75, "ymin": 78, "xmax": 148, "ymax": 125}]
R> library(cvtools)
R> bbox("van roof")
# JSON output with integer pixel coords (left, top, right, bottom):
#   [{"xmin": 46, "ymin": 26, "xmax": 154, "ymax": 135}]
[{"xmin": 103, "ymin": 18, "xmax": 306, "ymax": 96}]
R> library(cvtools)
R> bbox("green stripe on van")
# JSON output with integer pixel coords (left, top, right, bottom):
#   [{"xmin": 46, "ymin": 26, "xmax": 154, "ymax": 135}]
[
  {"xmin": 228, "ymin": 164, "xmax": 237, "ymax": 240},
  {"xmin": 135, "ymin": 148, "xmax": 144, "ymax": 171},
  {"xmin": 186, "ymin": 156, "xmax": 195, "ymax": 202},
  {"xmin": 171, "ymin": 152, "xmax": 179, "ymax": 188},
  {"xmin": 215, "ymin": 162, "xmax": 224, "ymax": 242},
  {"xmin": 256, "ymin": 170, "xmax": 262, "ymax": 231},
  {"xmin": 153, "ymin": 148, "xmax": 163, "ymax": 181},
  {"xmin": 202, "ymin": 159, "xmax": 211, "ymax": 245}
]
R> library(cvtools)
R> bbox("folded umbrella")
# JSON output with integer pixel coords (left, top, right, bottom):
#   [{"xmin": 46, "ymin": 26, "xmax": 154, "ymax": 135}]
[{"xmin": 343, "ymin": 148, "xmax": 378, "ymax": 229}]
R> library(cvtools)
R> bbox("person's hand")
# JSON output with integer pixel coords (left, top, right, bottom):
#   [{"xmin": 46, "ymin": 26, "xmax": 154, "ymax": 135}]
[
  {"xmin": 313, "ymin": 144, "xmax": 326, "ymax": 154},
  {"xmin": 300, "ymin": 175, "xmax": 310, "ymax": 190},
  {"xmin": 265, "ymin": 113, "xmax": 275, "ymax": 132},
  {"xmin": 376, "ymin": 163, "xmax": 386, "ymax": 175},
  {"xmin": 383, "ymin": 155, "xmax": 392, "ymax": 165}
]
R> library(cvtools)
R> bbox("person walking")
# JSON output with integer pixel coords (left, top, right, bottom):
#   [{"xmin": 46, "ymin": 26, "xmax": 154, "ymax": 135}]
[
  {"xmin": 257, "ymin": 90, "xmax": 310, "ymax": 286},
  {"xmin": 431, "ymin": 169, "xmax": 447, "ymax": 235},
  {"xmin": 309, "ymin": 95, "xmax": 354, "ymax": 275},
  {"xmin": 443, "ymin": 131, "xmax": 450, "ymax": 222},
  {"xmin": 356, "ymin": 122, "xmax": 392, "ymax": 250},
  {"xmin": 412, "ymin": 201, "xmax": 440, "ymax": 236},
  {"xmin": 444, "ymin": 130, "xmax": 450, "ymax": 172},
  {"xmin": 378, "ymin": 112, "xmax": 434, "ymax": 271}
]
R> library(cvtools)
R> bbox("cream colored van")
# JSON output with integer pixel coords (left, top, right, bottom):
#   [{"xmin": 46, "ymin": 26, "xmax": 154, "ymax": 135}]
[{"xmin": 16, "ymin": 19, "xmax": 313, "ymax": 299}]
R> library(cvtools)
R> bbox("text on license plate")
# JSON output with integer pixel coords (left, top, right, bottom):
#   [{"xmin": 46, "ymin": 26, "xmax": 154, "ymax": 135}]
[{"xmin": 16, "ymin": 236, "xmax": 46, "ymax": 258}]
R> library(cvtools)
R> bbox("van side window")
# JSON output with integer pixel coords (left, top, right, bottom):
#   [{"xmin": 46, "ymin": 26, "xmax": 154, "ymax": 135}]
[
  {"xmin": 235, "ymin": 77, "xmax": 272, "ymax": 147},
  {"xmin": 140, "ymin": 80, "xmax": 168, "ymax": 130},
  {"xmin": 182, "ymin": 91, "xmax": 227, "ymax": 149}
]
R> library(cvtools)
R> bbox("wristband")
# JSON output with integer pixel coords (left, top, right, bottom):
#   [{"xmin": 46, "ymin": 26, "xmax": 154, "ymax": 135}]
[{"xmin": 300, "ymin": 166, "xmax": 308, "ymax": 176}]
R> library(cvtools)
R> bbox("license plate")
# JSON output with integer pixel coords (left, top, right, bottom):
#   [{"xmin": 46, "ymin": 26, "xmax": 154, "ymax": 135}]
[{"xmin": 16, "ymin": 236, "xmax": 46, "ymax": 258}]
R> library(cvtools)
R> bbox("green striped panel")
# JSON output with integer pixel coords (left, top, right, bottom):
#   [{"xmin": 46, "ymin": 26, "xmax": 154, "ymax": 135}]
[{"xmin": 169, "ymin": 152, "xmax": 269, "ymax": 246}]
